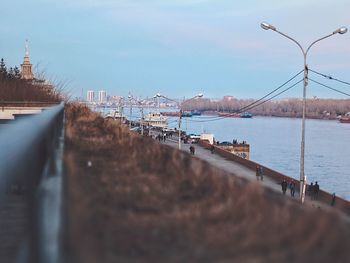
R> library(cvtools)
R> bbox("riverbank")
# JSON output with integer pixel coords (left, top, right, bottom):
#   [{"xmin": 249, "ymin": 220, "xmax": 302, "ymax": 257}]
[
  {"xmin": 63, "ymin": 104, "xmax": 350, "ymax": 262},
  {"xmin": 201, "ymin": 110, "xmax": 341, "ymax": 120}
]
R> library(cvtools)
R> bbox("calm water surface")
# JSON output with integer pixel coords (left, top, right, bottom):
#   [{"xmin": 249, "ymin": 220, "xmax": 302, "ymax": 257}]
[
  {"xmin": 97, "ymin": 106, "xmax": 350, "ymax": 200},
  {"xmin": 175, "ymin": 115, "xmax": 350, "ymax": 200}
]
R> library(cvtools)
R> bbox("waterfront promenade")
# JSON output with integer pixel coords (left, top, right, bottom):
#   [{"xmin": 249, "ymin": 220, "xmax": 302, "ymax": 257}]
[{"xmin": 159, "ymin": 134, "xmax": 349, "ymax": 217}]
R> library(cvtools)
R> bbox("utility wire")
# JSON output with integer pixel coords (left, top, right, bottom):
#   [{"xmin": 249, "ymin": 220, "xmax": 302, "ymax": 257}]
[
  {"xmin": 127, "ymin": 70, "xmax": 304, "ymax": 125},
  {"xmin": 186, "ymin": 78, "xmax": 303, "ymax": 123},
  {"xmin": 239, "ymin": 79, "xmax": 303, "ymax": 112},
  {"xmin": 237, "ymin": 69, "xmax": 303, "ymax": 113},
  {"xmin": 309, "ymin": 78, "xmax": 350, "ymax": 97},
  {"xmin": 183, "ymin": 70, "xmax": 304, "ymax": 123},
  {"xmin": 309, "ymin": 69, "xmax": 350, "ymax": 87}
]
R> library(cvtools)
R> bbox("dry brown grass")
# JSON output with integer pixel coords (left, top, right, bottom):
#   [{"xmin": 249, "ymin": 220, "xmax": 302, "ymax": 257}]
[
  {"xmin": 63, "ymin": 103, "xmax": 350, "ymax": 263},
  {"xmin": 0, "ymin": 76, "xmax": 60, "ymax": 102}
]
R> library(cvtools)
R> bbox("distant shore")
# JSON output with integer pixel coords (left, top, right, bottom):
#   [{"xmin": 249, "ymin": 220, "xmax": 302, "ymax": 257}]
[{"xmin": 201, "ymin": 110, "xmax": 340, "ymax": 121}]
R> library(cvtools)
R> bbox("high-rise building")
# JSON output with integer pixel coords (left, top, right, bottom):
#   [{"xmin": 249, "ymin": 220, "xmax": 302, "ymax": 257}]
[
  {"xmin": 98, "ymin": 90, "xmax": 107, "ymax": 103},
  {"xmin": 87, "ymin": 90, "xmax": 95, "ymax": 102},
  {"xmin": 20, "ymin": 40, "xmax": 34, "ymax": 80}
]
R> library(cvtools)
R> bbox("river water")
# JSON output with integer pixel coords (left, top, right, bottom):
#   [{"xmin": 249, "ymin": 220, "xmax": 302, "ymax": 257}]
[
  {"xmin": 98, "ymin": 106, "xmax": 350, "ymax": 200},
  {"xmin": 174, "ymin": 115, "xmax": 350, "ymax": 200}
]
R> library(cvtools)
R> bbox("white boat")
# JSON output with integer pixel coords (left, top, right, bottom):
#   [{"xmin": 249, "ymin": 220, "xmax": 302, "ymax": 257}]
[
  {"xmin": 104, "ymin": 109, "xmax": 125, "ymax": 120},
  {"xmin": 143, "ymin": 112, "xmax": 168, "ymax": 128}
]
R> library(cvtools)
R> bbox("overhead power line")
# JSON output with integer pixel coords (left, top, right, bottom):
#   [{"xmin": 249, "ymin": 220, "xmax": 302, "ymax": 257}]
[
  {"xmin": 309, "ymin": 78, "xmax": 350, "ymax": 97},
  {"xmin": 240, "ymin": 79, "xmax": 303, "ymax": 112},
  {"xmin": 184, "ymin": 70, "xmax": 304, "ymax": 123},
  {"xmin": 186, "ymin": 78, "xmax": 303, "ymax": 123},
  {"xmin": 309, "ymin": 69, "xmax": 350, "ymax": 87},
  {"xmin": 237, "ymin": 69, "xmax": 303, "ymax": 113}
]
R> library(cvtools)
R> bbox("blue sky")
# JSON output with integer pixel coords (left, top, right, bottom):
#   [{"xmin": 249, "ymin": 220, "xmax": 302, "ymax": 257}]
[{"xmin": 1, "ymin": 0, "xmax": 350, "ymax": 99}]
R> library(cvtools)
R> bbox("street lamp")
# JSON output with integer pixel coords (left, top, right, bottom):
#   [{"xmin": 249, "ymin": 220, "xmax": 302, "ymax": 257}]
[
  {"xmin": 128, "ymin": 95, "xmax": 144, "ymax": 135},
  {"xmin": 117, "ymin": 96, "xmax": 124, "ymax": 124},
  {"xmin": 157, "ymin": 93, "xmax": 203, "ymax": 150},
  {"xmin": 128, "ymin": 94, "xmax": 132, "ymax": 129},
  {"xmin": 261, "ymin": 22, "xmax": 347, "ymax": 203},
  {"xmin": 137, "ymin": 99, "xmax": 144, "ymax": 136}
]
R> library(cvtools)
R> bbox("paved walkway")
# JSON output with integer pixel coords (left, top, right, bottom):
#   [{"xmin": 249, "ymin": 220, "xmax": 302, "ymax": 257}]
[
  {"xmin": 163, "ymin": 137, "xmax": 285, "ymax": 193},
  {"xmin": 155, "ymin": 134, "xmax": 350, "ymax": 220}
]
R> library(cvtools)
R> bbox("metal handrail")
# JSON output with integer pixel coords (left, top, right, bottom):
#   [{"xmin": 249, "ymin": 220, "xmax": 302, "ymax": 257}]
[{"xmin": 0, "ymin": 102, "xmax": 65, "ymax": 263}]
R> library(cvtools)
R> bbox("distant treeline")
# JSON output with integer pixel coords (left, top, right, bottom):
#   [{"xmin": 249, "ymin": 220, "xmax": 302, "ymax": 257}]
[
  {"xmin": 0, "ymin": 58, "xmax": 61, "ymax": 102},
  {"xmin": 182, "ymin": 98, "xmax": 350, "ymax": 119}
]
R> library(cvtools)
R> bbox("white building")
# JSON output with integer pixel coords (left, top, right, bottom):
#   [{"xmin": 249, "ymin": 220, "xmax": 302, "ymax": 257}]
[
  {"xmin": 87, "ymin": 90, "xmax": 95, "ymax": 102},
  {"xmin": 98, "ymin": 90, "xmax": 107, "ymax": 103}
]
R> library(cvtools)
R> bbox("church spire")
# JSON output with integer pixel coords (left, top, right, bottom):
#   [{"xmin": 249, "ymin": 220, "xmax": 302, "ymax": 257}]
[
  {"xmin": 25, "ymin": 39, "xmax": 29, "ymax": 57},
  {"xmin": 21, "ymin": 39, "xmax": 34, "ymax": 80}
]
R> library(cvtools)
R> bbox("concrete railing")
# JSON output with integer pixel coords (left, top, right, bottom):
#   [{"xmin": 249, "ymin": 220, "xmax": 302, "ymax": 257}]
[
  {"xmin": 199, "ymin": 140, "xmax": 350, "ymax": 216},
  {"xmin": 0, "ymin": 102, "xmax": 65, "ymax": 263}
]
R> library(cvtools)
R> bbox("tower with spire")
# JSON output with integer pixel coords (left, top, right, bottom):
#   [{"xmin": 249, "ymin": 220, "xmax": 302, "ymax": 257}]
[{"xmin": 20, "ymin": 40, "xmax": 34, "ymax": 80}]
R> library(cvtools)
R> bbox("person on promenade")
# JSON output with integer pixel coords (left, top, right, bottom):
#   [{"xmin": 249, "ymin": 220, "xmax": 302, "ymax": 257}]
[
  {"xmin": 256, "ymin": 165, "xmax": 263, "ymax": 181},
  {"xmin": 308, "ymin": 182, "xmax": 314, "ymax": 199},
  {"xmin": 189, "ymin": 146, "xmax": 195, "ymax": 155},
  {"xmin": 210, "ymin": 145, "xmax": 215, "ymax": 154},
  {"xmin": 314, "ymin": 181, "xmax": 320, "ymax": 200},
  {"xmin": 281, "ymin": 179, "xmax": 288, "ymax": 195},
  {"xmin": 331, "ymin": 193, "xmax": 336, "ymax": 206},
  {"xmin": 289, "ymin": 181, "xmax": 296, "ymax": 197},
  {"xmin": 256, "ymin": 165, "xmax": 260, "ymax": 180}
]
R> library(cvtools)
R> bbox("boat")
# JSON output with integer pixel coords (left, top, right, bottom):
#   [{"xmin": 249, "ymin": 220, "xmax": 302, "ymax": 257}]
[
  {"xmin": 339, "ymin": 112, "xmax": 350, "ymax": 123},
  {"xmin": 161, "ymin": 111, "xmax": 180, "ymax": 117},
  {"xmin": 240, "ymin": 112, "xmax": 253, "ymax": 118},
  {"xmin": 217, "ymin": 112, "xmax": 240, "ymax": 118},
  {"xmin": 191, "ymin": 110, "xmax": 202, "ymax": 116},
  {"xmin": 104, "ymin": 109, "xmax": 125, "ymax": 120},
  {"xmin": 181, "ymin": 111, "xmax": 193, "ymax": 117},
  {"xmin": 160, "ymin": 111, "xmax": 194, "ymax": 117},
  {"xmin": 143, "ymin": 112, "xmax": 168, "ymax": 128}
]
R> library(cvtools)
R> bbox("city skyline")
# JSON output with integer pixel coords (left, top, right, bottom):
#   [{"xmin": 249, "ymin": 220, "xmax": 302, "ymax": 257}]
[{"xmin": 1, "ymin": 0, "xmax": 350, "ymax": 100}]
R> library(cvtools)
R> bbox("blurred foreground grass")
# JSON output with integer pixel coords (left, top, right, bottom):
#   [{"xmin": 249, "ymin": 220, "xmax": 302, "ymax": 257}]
[{"xmin": 63, "ymin": 103, "xmax": 350, "ymax": 263}]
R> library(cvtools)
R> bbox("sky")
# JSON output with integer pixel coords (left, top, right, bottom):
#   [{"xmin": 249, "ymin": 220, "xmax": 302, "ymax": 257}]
[{"xmin": 1, "ymin": 0, "xmax": 350, "ymax": 100}]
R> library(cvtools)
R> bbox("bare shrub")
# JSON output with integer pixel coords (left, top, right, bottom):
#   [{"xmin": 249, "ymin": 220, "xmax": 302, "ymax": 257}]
[{"xmin": 63, "ymin": 103, "xmax": 350, "ymax": 263}]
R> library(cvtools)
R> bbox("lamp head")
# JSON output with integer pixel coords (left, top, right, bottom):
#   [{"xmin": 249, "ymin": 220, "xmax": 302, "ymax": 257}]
[
  {"xmin": 261, "ymin": 22, "xmax": 276, "ymax": 31},
  {"xmin": 334, "ymin": 26, "xmax": 348, "ymax": 34}
]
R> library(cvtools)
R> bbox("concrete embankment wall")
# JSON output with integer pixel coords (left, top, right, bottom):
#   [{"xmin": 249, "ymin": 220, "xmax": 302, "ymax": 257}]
[{"xmin": 199, "ymin": 140, "xmax": 350, "ymax": 216}]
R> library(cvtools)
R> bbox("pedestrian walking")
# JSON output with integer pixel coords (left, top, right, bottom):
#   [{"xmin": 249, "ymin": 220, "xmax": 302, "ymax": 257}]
[
  {"xmin": 289, "ymin": 181, "xmax": 296, "ymax": 197},
  {"xmin": 256, "ymin": 165, "xmax": 260, "ymax": 181},
  {"xmin": 308, "ymin": 182, "xmax": 314, "ymax": 199},
  {"xmin": 256, "ymin": 165, "xmax": 263, "ymax": 181},
  {"xmin": 331, "ymin": 193, "xmax": 336, "ymax": 206},
  {"xmin": 314, "ymin": 181, "xmax": 320, "ymax": 200},
  {"xmin": 210, "ymin": 145, "xmax": 215, "ymax": 154},
  {"xmin": 189, "ymin": 146, "xmax": 194, "ymax": 155},
  {"xmin": 281, "ymin": 179, "xmax": 288, "ymax": 195}
]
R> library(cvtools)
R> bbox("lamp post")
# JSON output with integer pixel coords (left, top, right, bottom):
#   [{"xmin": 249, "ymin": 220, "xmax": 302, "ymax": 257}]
[
  {"xmin": 117, "ymin": 96, "xmax": 124, "ymax": 124},
  {"xmin": 157, "ymin": 93, "xmax": 203, "ymax": 150},
  {"xmin": 140, "ymin": 104, "xmax": 144, "ymax": 136},
  {"xmin": 128, "ymin": 94, "xmax": 132, "ymax": 129},
  {"xmin": 128, "ymin": 95, "xmax": 144, "ymax": 135},
  {"xmin": 261, "ymin": 22, "xmax": 347, "ymax": 203}
]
